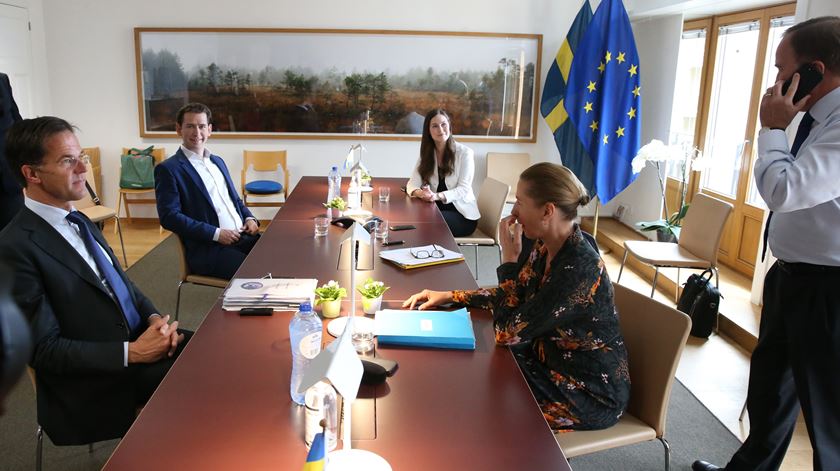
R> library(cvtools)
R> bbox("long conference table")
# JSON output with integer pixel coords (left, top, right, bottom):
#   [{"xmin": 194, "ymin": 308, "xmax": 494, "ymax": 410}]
[{"xmin": 104, "ymin": 177, "xmax": 571, "ymax": 470}]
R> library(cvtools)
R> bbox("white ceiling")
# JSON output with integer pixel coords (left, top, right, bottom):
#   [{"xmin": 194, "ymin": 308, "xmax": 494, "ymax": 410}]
[{"xmin": 626, "ymin": 0, "xmax": 789, "ymax": 20}]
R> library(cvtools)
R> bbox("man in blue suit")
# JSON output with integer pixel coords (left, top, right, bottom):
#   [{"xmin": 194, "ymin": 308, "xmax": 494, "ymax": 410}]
[{"xmin": 155, "ymin": 103, "xmax": 260, "ymax": 279}]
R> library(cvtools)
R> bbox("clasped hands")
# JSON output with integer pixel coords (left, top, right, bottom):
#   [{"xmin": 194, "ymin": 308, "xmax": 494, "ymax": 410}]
[
  {"xmin": 128, "ymin": 314, "xmax": 184, "ymax": 364},
  {"xmin": 413, "ymin": 185, "xmax": 439, "ymax": 202},
  {"xmin": 760, "ymin": 72, "xmax": 811, "ymax": 129},
  {"xmin": 218, "ymin": 219, "xmax": 259, "ymax": 245}
]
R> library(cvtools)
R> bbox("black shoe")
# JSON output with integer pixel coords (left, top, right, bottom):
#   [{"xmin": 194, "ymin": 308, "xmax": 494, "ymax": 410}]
[{"xmin": 692, "ymin": 460, "xmax": 723, "ymax": 471}]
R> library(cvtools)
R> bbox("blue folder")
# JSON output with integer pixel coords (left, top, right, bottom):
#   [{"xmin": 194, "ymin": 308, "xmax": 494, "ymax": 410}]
[{"xmin": 374, "ymin": 308, "xmax": 476, "ymax": 350}]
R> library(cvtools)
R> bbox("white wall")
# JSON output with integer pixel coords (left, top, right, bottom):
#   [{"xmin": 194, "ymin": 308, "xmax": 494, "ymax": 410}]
[{"xmin": 30, "ymin": 0, "xmax": 583, "ymax": 217}]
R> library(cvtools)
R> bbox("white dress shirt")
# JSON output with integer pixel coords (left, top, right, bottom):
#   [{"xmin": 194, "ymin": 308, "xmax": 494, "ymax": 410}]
[
  {"xmin": 181, "ymin": 145, "xmax": 243, "ymax": 241},
  {"xmin": 756, "ymin": 86, "xmax": 840, "ymax": 265},
  {"xmin": 25, "ymin": 197, "xmax": 132, "ymax": 365}
]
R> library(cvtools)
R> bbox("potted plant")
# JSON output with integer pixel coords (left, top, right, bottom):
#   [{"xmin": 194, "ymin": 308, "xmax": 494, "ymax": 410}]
[
  {"xmin": 323, "ymin": 196, "xmax": 347, "ymax": 219},
  {"xmin": 357, "ymin": 277, "xmax": 389, "ymax": 314},
  {"xmin": 631, "ymin": 140, "xmax": 710, "ymax": 242},
  {"xmin": 314, "ymin": 280, "xmax": 346, "ymax": 318},
  {"xmin": 360, "ymin": 170, "xmax": 372, "ymax": 188}
]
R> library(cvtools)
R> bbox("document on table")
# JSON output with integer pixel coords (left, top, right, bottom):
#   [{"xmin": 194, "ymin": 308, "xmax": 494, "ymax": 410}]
[
  {"xmin": 222, "ymin": 278, "xmax": 317, "ymax": 310},
  {"xmin": 378, "ymin": 244, "xmax": 464, "ymax": 269}
]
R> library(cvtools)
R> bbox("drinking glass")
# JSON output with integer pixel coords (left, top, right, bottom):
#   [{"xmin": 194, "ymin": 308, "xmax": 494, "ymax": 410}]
[
  {"xmin": 378, "ymin": 186, "xmax": 390, "ymax": 203},
  {"xmin": 374, "ymin": 219, "xmax": 389, "ymax": 240},
  {"xmin": 313, "ymin": 217, "xmax": 330, "ymax": 237},
  {"xmin": 352, "ymin": 321, "xmax": 374, "ymax": 353}
]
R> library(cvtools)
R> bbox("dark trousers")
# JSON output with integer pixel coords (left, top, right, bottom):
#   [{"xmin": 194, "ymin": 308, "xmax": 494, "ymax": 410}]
[
  {"xmin": 200, "ymin": 233, "xmax": 260, "ymax": 279},
  {"xmin": 440, "ymin": 208, "xmax": 477, "ymax": 237},
  {"xmin": 727, "ymin": 262, "xmax": 840, "ymax": 471}
]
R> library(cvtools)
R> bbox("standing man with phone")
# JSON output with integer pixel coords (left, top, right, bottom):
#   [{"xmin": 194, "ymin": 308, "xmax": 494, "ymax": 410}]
[{"xmin": 693, "ymin": 16, "xmax": 840, "ymax": 471}]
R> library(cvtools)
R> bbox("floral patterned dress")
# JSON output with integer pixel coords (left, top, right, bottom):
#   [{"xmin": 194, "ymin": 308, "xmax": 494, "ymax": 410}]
[{"xmin": 452, "ymin": 226, "xmax": 630, "ymax": 431}]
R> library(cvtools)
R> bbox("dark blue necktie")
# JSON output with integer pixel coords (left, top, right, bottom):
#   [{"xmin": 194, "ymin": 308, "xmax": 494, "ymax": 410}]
[
  {"xmin": 66, "ymin": 211, "xmax": 141, "ymax": 332},
  {"xmin": 761, "ymin": 112, "xmax": 815, "ymax": 261}
]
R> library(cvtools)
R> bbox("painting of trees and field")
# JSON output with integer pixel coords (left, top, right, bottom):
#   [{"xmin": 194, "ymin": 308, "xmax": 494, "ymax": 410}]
[{"xmin": 136, "ymin": 29, "xmax": 540, "ymax": 140}]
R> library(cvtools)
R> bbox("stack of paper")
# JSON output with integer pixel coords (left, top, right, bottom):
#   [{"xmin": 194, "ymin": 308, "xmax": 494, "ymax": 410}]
[
  {"xmin": 375, "ymin": 308, "xmax": 476, "ymax": 350},
  {"xmin": 222, "ymin": 278, "xmax": 317, "ymax": 311},
  {"xmin": 378, "ymin": 244, "xmax": 464, "ymax": 269}
]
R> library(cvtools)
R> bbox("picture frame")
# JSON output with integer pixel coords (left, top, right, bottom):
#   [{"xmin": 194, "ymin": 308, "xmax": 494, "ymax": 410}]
[{"xmin": 134, "ymin": 27, "xmax": 542, "ymax": 142}]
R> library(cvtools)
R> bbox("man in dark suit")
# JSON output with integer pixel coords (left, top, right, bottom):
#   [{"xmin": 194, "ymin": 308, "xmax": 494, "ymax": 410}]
[
  {"xmin": 155, "ymin": 103, "xmax": 259, "ymax": 279},
  {"xmin": 0, "ymin": 72, "xmax": 23, "ymax": 229},
  {"xmin": 0, "ymin": 116, "xmax": 189, "ymax": 445}
]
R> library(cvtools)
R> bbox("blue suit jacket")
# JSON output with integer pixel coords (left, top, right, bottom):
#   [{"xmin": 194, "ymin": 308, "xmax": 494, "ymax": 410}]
[{"xmin": 154, "ymin": 148, "xmax": 255, "ymax": 273}]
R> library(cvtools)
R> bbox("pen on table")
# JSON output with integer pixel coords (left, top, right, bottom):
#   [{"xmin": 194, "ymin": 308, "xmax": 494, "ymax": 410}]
[{"xmin": 382, "ymin": 240, "xmax": 404, "ymax": 246}]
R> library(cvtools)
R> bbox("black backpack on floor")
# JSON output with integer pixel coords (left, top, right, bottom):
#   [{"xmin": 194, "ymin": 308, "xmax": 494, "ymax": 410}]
[{"xmin": 677, "ymin": 268, "xmax": 722, "ymax": 338}]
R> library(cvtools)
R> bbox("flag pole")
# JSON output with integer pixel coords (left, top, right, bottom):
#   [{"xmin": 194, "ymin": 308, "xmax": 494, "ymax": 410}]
[{"xmin": 592, "ymin": 196, "xmax": 600, "ymax": 238}]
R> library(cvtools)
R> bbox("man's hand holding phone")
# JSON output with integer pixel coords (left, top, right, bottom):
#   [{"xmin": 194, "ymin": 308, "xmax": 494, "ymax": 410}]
[{"xmin": 761, "ymin": 63, "xmax": 823, "ymax": 129}]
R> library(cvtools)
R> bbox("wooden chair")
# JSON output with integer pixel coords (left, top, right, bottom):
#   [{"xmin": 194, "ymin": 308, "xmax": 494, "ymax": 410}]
[
  {"xmin": 76, "ymin": 158, "xmax": 128, "ymax": 267},
  {"xmin": 173, "ymin": 234, "xmax": 228, "ymax": 321},
  {"xmin": 554, "ymin": 283, "xmax": 692, "ymax": 470},
  {"xmin": 486, "ymin": 152, "xmax": 530, "ymax": 204},
  {"xmin": 241, "ymin": 150, "xmax": 288, "ymax": 209},
  {"xmin": 617, "ymin": 193, "xmax": 733, "ymax": 301},
  {"xmin": 454, "ymin": 177, "xmax": 510, "ymax": 279},
  {"xmin": 115, "ymin": 147, "xmax": 166, "ymax": 233}
]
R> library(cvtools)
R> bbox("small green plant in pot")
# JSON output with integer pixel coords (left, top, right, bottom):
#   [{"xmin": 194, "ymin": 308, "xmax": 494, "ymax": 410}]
[
  {"xmin": 314, "ymin": 280, "xmax": 347, "ymax": 318},
  {"xmin": 357, "ymin": 278, "xmax": 389, "ymax": 314}
]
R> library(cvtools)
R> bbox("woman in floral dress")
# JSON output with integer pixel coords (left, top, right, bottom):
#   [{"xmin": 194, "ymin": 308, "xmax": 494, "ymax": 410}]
[{"xmin": 404, "ymin": 162, "xmax": 630, "ymax": 431}]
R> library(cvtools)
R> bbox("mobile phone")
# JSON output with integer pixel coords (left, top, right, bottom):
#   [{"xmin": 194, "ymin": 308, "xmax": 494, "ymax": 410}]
[
  {"xmin": 389, "ymin": 224, "xmax": 415, "ymax": 231},
  {"xmin": 781, "ymin": 63, "xmax": 823, "ymax": 103},
  {"xmin": 239, "ymin": 307, "xmax": 273, "ymax": 316}
]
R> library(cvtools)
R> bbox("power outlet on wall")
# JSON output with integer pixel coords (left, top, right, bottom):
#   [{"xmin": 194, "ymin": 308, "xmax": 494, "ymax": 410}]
[{"xmin": 614, "ymin": 205, "xmax": 628, "ymax": 220}]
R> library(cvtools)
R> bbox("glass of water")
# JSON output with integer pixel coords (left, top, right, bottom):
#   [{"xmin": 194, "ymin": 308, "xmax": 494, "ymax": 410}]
[
  {"xmin": 314, "ymin": 217, "xmax": 330, "ymax": 237},
  {"xmin": 378, "ymin": 186, "xmax": 390, "ymax": 203},
  {"xmin": 352, "ymin": 320, "xmax": 374, "ymax": 354},
  {"xmin": 374, "ymin": 219, "xmax": 389, "ymax": 240}
]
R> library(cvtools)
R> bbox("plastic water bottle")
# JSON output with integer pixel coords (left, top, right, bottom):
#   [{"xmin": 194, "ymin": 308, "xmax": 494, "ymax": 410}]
[
  {"xmin": 289, "ymin": 301, "xmax": 322, "ymax": 405},
  {"xmin": 327, "ymin": 166, "xmax": 341, "ymax": 202}
]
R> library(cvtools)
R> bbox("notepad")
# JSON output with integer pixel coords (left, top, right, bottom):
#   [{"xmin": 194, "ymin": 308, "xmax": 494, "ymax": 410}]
[
  {"xmin": 375, "ymin": 308, "xmax": 476, "ymax": 350},
  {"xmin": 378, "ymin": 244, "xmax": 464, "ymax": 269}
]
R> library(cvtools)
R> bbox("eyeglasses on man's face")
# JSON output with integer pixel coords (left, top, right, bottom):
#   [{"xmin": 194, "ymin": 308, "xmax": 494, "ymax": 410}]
[
  {"xmin": 35, "ymin": 153, "xmax": 90, "ymax": 172},
  {"xmin": 410, "ymin": 244, "xmax": 444, "ymax": 259}
]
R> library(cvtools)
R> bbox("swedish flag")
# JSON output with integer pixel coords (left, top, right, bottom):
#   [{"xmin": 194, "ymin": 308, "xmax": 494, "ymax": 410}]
[
  {"xmin": 301, "ymin": 431, "xmax": 325, "ymax": 471},
  {"xmin": 541, "ymin": 1, "xmax": 595, "ymax": 194},
  {"xmin": 564, "ymin": 0, "xmax": 641, "ymax": 204}
]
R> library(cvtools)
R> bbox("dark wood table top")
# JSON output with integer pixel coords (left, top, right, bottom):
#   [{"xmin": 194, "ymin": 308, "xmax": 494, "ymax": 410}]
[
  {"xmin": 104, "ymin": 176, "xmax": 570, "ymax": 470},
  {"xmin": 273, "ymin": 176, "xmax": 445, "ymax": 224}
]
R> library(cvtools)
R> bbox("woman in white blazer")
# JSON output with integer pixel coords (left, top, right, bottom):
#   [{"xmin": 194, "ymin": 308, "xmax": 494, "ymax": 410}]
[{"xmin": 406, "ymin": 109, "xmax": 480, "ymax": 237}]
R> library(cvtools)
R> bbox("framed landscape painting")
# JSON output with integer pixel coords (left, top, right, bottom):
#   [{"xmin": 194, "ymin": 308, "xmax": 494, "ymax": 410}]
[{"xmin": 134, "ymin": 28, "xmax": 542, "ymax": 142}]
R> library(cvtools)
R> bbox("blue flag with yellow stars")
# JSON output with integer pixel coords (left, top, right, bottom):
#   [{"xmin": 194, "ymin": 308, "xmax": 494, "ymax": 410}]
[
  {"xmin": 541, "ymin": 1, "xmax": 595, "ymax": 195},
  {"xmin": 564, "ymin": 0, "xmax": 641, "ymax": 204}
]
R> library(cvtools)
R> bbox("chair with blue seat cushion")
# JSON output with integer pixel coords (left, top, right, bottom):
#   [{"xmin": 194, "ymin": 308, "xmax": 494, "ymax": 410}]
[{"xmin": 241, "ymin": 150, "xmax": 288, "ymax": 209}]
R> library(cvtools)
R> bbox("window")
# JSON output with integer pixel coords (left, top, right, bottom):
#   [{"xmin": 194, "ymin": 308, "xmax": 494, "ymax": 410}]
[
  {"xmin": 666, "ymin": 27, "xmax": 707, "ymax": 180},
  {"xmin": 746, "ymin": 15, "xmax": 795, "ymax": 208}
]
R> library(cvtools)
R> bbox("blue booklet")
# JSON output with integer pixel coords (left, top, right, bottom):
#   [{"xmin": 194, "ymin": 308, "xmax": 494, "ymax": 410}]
[{"xmin": 374, "ymin": 308, "xmax": 476, "ymax": 350}]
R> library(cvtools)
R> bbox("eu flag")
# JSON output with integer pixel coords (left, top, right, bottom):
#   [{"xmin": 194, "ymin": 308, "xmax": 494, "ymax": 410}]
[
  {"xmin": 541, "ymin": 1, "xmax": 595, "ymax": 195},
  {"xmin": 564, "ymin": 0, "xmax": 641, "ymax": 204}
]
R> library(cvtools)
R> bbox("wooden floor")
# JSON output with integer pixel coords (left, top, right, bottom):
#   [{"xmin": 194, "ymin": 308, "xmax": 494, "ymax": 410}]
[{"xmin": 104, "ymin": 218, "xmax": 814, "ymax": 470}]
